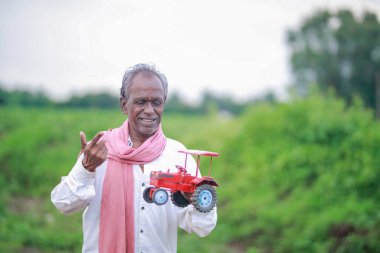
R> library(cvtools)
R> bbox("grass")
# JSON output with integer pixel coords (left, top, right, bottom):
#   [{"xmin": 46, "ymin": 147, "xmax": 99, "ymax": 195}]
[{"xmin": 1, "ymin": 93, "xmax": 380, "ymax": 253}]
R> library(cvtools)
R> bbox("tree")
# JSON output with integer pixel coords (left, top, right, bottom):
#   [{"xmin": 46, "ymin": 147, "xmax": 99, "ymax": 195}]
[
  {"xmin": 0, "ymin": 86, "xmax": 53, "ymax": 107},
  {"xmin": 287, "ymin": 9, "xmax": 380, "ymax": 118},
  {"xmin": 60, "ymin": 93, "xmax": 119, "ymax": 109},
  {"xmin": 164, "ymin": 92, "xmax": 200, "ymax": 114},
  {"xmin": 199, "ymin": 91, "xmax": 246, "ymax": 115}
]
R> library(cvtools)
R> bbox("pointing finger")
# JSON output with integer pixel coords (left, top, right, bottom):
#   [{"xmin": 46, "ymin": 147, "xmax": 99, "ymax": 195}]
[{"xmin": 80, "ymin": 131, "xmax": 87, "ymax": 150}]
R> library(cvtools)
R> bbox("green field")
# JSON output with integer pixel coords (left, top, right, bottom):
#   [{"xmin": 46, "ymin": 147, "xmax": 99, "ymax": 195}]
[{"xmin": 1, "ymin": 93, "xmax": 380, "ymax": 252}]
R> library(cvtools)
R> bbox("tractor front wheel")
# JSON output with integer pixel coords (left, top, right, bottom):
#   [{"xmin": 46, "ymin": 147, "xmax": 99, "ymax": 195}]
[
  {"xmin": 152, "ymin": 189, "xmax": 169, "ymax": 205},
  {"xmin": 191, "ymin": 184, "xmax": 217, "ymax": 213}
]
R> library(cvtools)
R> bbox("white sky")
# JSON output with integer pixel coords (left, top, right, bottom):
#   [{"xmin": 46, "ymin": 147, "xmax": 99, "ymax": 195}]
[{"xmin": 0, "ymin": 0, "xmax": 379, "ymax": 103}]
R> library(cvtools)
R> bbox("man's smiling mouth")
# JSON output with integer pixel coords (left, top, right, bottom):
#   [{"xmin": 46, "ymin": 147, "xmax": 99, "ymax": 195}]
[{"xmin": 141, "ymin": 118, "xmax": 155, "ymax": 122}]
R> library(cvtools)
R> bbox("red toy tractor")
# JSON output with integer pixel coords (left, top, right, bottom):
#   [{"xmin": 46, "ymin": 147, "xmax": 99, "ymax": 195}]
[{"xmin": 143, "ymin": 150, "xmax": 219, "ymax": 213}]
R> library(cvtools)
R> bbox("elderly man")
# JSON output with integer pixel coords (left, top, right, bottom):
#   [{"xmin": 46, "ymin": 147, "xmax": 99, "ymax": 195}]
[{"xmin": 51, "ymin": 63, "xmax": 217, "ymax": 253}]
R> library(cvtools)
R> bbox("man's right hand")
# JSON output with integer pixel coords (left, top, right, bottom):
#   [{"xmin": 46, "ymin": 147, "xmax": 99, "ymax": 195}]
[{"xmin": 80, "ymin": 131, "xmax": 108, "ymax": 172}]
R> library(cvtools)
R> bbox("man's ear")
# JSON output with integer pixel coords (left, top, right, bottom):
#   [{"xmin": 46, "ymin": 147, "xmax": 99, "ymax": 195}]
[{"xmin": 120, "ymin": 97, "xmax": 128, "ymax": 115}]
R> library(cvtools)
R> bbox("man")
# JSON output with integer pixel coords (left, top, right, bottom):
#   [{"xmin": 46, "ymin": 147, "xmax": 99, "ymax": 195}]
[{"xmin": 51, "ymin": 63, "xmax": 217, "ymax": 253}]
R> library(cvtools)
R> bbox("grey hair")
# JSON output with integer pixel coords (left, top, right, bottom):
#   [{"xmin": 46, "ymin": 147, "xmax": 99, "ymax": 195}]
[{"xmin": 120, "ymin": 63, "xmax": 168, "ymax": 100}]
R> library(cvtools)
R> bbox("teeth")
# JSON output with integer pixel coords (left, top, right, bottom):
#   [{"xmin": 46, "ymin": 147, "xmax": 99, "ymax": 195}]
[{"xmin": 142, "ymin": 119, "xmax": 154, "ymax": 122}]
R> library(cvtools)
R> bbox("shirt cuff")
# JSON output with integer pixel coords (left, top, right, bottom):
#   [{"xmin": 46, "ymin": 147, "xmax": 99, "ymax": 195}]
[
  {"xmin": 68, "ymin": 154, "xmax": 96, "ymax": 184},
  {"xmin": 191, "ymin": 206, "xmax": 218, "ymax": 236},
  {"xmin": 63, "ymin": 155, "xmax": 96, "ymax": 200}
]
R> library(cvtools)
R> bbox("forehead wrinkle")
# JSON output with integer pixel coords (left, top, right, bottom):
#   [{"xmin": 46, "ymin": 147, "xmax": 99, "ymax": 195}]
[
  {"xmin": 129, "ymin": 89, "xmax": 164, "ymax": 99},
  {"xmin": 129, "ymin": 95, "xmax": 164, "ymax": 103}
]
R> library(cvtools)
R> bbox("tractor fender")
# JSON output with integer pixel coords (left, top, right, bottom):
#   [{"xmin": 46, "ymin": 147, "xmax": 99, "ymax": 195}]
[{"xmin": 191, "ymin": 177, "xmax": 219, "ymax": 187}]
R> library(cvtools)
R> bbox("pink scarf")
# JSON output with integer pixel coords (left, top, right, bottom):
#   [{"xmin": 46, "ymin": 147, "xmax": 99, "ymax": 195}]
[{"xmin": 99, "ymin": 120, "xmax": 166, "ymax": 253}]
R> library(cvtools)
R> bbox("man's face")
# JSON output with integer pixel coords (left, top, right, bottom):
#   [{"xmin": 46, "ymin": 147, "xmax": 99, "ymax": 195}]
[{"xmin": 121, "ymin": 72, "xmax": 165, "ymax": 141}]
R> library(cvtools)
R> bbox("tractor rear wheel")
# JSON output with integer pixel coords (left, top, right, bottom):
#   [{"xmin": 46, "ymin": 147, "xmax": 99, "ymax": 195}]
[
  {"xmin": 171, "ymin": 191, "xmax": 190, "ymax": 207},
  {"xmin": 191, "ymin": 184, "xmax": 217, "ymax": 213},
  {"xmin": 143, "ymin": 187, "xmax": 154, "ymax": 203},
  {"xmin": 152, "ymin": 188, "xmax": 169, "ymax": 205}
]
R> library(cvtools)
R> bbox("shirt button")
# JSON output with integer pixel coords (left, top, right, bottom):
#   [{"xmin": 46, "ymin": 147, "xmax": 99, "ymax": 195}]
[
  {"xmin": 142, "ymin": 182, "xmax": 145, "ymax": 187},
  {"xmin": 140, "ymin": 229, "xmax": 144, "ymax": 233},
  {"xmin": 141, "ymin": 206, "xmax": 145, "ymax": 210}
]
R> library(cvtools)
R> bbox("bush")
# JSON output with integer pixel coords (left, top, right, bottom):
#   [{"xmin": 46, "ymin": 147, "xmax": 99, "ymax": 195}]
[{"xmin": 214, "ymin": 93, "xmax": 380, "ymax": 253}]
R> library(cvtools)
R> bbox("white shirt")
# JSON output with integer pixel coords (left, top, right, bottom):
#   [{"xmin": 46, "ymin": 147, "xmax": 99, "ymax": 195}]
[{"xmin": 51, "ymin": 138, "xmax": 217, "ymax": 253}]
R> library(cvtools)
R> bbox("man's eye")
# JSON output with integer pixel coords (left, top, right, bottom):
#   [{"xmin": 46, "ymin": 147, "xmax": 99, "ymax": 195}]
[
  {"xmin": 152, "ymin": 100, "xmax": 163, "ymax": 106},
  {"xmin": 135, "ymin": 100, "xmax": 145, "ymax": 106}
]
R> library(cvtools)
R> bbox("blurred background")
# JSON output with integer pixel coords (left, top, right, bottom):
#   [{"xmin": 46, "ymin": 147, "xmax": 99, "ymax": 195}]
[{"xmin": 1, "ymin": 0, "xmax": 380, "ymax": 252}]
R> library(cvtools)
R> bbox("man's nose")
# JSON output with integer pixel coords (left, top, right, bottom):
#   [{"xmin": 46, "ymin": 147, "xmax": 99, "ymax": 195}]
[{"xmin": 144, "ymin": 102, "xmax": 154, "ymax": 113}]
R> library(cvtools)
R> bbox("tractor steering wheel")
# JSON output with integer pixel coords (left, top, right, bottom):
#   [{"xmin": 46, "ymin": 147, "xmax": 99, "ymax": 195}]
[{"xmin": 175, "ymin": 165, "xmax": 187, "ymax": 173}]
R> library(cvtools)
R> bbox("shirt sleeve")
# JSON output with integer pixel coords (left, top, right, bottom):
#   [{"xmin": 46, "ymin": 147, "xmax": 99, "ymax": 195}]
[
  {"xmin": 177, "ymin": 205, "xmax": 217, "ymax": 237},
  {"xmin": 174, "ymin": 146, "xmax": 218, "ymax": 237},
  {"xmin": 51, "ymin": 154, "xmax": 96, "ymax": 215}
]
